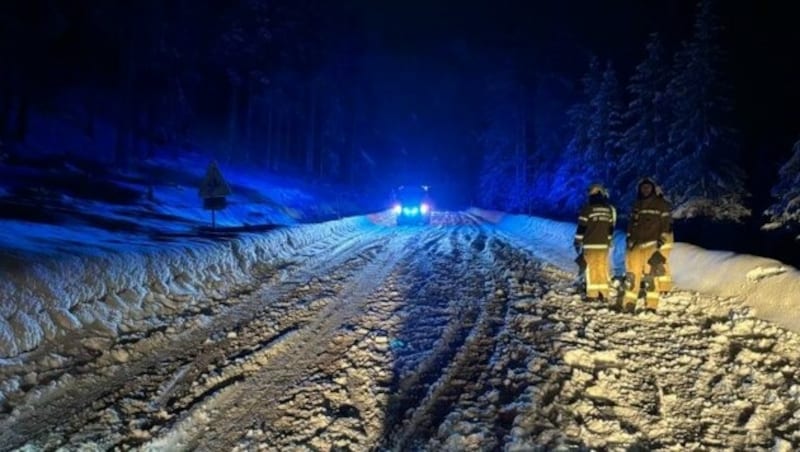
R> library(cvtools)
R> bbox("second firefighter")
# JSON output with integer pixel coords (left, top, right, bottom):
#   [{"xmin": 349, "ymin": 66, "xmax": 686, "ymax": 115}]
[{"xmin": 623, "ymin": 177, "xmax": 672, "ymax": 312}]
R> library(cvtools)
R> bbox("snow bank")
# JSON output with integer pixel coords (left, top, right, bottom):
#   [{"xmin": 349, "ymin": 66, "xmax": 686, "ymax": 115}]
[
  {"xmin": 670, "ymin": 243, "xmax": 800, "ymax": 332},
  {"xmin": 473, "ymin": 209, "xmax": 800, "ymax": 334},
  {"xmin": 0, "ymin": 217, "xmax": 371, "ymax": 359}
]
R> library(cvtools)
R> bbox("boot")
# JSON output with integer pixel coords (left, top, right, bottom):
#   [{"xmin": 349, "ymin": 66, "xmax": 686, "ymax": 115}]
[{"xmin": 622, "ymin": 298, "xmax": 637, "ymax": 314}]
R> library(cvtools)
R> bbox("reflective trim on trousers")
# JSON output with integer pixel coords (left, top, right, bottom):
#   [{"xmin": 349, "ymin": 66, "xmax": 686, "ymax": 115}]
[{"xmin": 587, "ymin": 283, "xmax": 609, "ymax": 290}]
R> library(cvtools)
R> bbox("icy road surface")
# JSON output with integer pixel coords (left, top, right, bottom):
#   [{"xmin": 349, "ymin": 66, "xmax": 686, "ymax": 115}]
[{"xmin": 1, "ymin": 215, "xmax": 799, "ymax": 451}]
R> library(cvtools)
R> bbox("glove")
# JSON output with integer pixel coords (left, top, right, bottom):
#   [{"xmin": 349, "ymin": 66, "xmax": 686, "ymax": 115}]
[{"xmin": 573, "ymin": 240, "xmax": 582, "ymax": 255}]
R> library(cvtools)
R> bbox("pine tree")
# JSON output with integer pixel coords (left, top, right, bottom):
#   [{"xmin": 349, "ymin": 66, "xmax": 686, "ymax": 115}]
[
  {"xmin": 664, "ymin": 0, "xmax": 749, "ymax": 220},
  {"xmin": 563, "ymin": 57, "xmax": 622, "ymax": 208},
  {"xmin": 478, "ymin": 144, "xmax": 513, "ymax": 208},
  {"xmin": 590, "ymin": 61, "xmax": 624, "ymax": 194},
  {"xmin": 619, "ymin": 33, "xmax": 670, "ymax": 206},
  {"xmin": 765, "ymin": 140, "xmax": 800, "ymax": 232},
  {"xmin": 565, "ymin": 57, "xmax": 602, "ymax": 192},
  {"xmin": 526, "ymin": 74, "xmax": 572, "ymax": 215}
]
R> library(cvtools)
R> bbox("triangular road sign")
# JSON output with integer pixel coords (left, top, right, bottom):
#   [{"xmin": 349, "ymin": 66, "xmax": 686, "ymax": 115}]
[{"xmin": 199, "ymin": 161, "xmax": 232, "ymax": 199}]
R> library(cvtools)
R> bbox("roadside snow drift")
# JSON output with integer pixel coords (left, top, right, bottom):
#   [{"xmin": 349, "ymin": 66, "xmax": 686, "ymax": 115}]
[
  {"xmin": 474, "ymin": 209, "xmax": 800, "ymax": 334},
  {"xmin": 2, "ymin": 209, "xmax": 799, "ymax": 362},
  {"xmin": 670, "ymin": 243, "xmax": 800, "ymax": 332},
  {"xmin": 0, "ymin": 217, "xmax": 370, "ymax": 359}
]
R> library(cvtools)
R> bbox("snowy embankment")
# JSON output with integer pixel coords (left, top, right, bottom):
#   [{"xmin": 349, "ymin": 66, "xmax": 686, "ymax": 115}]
[
  {"xmin": 0, "ymin": 216, "xmax": 371, "ymax": 360},
  {"xmin": 472, "ymin": 208, "xmax": 800, "ymax": 334},
  {"xmin": 3, "ymin": 207, "xmax": 798, "ymax": 362}
]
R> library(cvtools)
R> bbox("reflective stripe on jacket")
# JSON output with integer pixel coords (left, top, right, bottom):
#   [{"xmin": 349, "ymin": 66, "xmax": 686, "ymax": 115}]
[
  {"xmin": 627, "ymin": 196, "xmax": 671, "ymax": 244},
  {"xmin": 576, "ymin": 202, "xmax": 616, "ymax": 245}
]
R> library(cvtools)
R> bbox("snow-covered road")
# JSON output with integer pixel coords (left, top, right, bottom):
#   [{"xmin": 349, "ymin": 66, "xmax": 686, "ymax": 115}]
[{"xmin": 1, "ymin": 214, "xmax": 799, "ymax": 450}]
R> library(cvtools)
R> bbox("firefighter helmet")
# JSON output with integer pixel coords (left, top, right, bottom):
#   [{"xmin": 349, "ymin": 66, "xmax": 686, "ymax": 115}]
[
  {"xmin": 637, "ymin": 177, "xmax": 658, "ymax": 190},
  {"xmin": 588, "ymin": 183, "xmax": 609, "ymax": 197}
]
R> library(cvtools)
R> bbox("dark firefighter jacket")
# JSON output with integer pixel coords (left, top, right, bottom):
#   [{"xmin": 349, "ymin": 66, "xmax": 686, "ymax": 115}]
[
  {"xmin": 627, "ymin": 194, "xmax": 672, "ymax": 246},
  {"xmin": 575, "ymin": 198, "xmax": 616, "ymax": 246}
]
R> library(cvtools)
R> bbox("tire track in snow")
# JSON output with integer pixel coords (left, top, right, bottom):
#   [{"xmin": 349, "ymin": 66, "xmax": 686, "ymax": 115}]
[
  {"xmin": 148, "ymin": 229, "xmax": 419, "ymax": 450},
  {"xmin": 226, "ymin": 222, "xmax": 492, "ymax": 450},
  {"xmin": 381, "ymin": 232, "xmax": 507, "ymax": 450},
  {"xmin": 0, "ymin": 224, "xmax": 395, "ymax": 450},
  {"xmin": 385, "ymin": 233, "xmax": 558, "ymax": 451}
]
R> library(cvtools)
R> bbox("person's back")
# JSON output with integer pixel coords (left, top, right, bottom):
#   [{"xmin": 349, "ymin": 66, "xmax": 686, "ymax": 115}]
[
  {"xmin": 574, "ymin": 184, "xmax": 616, "ymax": 301},
  {"xmin": 579, "ymin": 196, "xmax": 615, "ymax": 245}
]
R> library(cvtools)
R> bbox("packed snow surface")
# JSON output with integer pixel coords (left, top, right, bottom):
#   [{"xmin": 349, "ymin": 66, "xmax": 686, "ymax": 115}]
[{"xmin": 0, "ymin": 210, "xmax": 799, "ymax": 450}]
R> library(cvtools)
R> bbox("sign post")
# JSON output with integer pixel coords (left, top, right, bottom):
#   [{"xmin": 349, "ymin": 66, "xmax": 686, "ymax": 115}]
[{"xmin": 199, "ymin": 160, "xmax": 232, "ymax": 229}]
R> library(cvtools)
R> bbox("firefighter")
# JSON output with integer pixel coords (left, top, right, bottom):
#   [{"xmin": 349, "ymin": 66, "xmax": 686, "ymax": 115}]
[
  {"xmin": 623, "ymin": 177, "xmax": 671, "ymax": 312},
  {"xmin": 654, "ymin": 184, "xmax": 674, "ymax": 293},
  {"xmin": 573, "ymin": 183, "xmax": 616, "ymax": 301}
]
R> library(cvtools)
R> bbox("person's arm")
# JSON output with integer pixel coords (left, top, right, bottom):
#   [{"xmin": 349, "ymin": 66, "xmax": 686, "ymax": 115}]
[
  {"xmin": 609, "ymin": 205, "xmax": 617, "ymax": 242},
  {"xmin": 574, "ymin": 205, "xmax": 588, "ymax": 252},
  {"xmin": 659, "ymin": 201, "xmax": 673, "ymax": 246}
]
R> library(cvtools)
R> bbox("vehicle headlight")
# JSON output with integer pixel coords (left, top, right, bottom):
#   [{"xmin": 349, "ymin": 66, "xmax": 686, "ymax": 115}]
[
  {"xmin": 392, "ymin": 204, "xmax": 402, "ymax": 214},
  {"xmin": 420, "ymin": 203, "xmax": 430, "ymax": 214}
]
